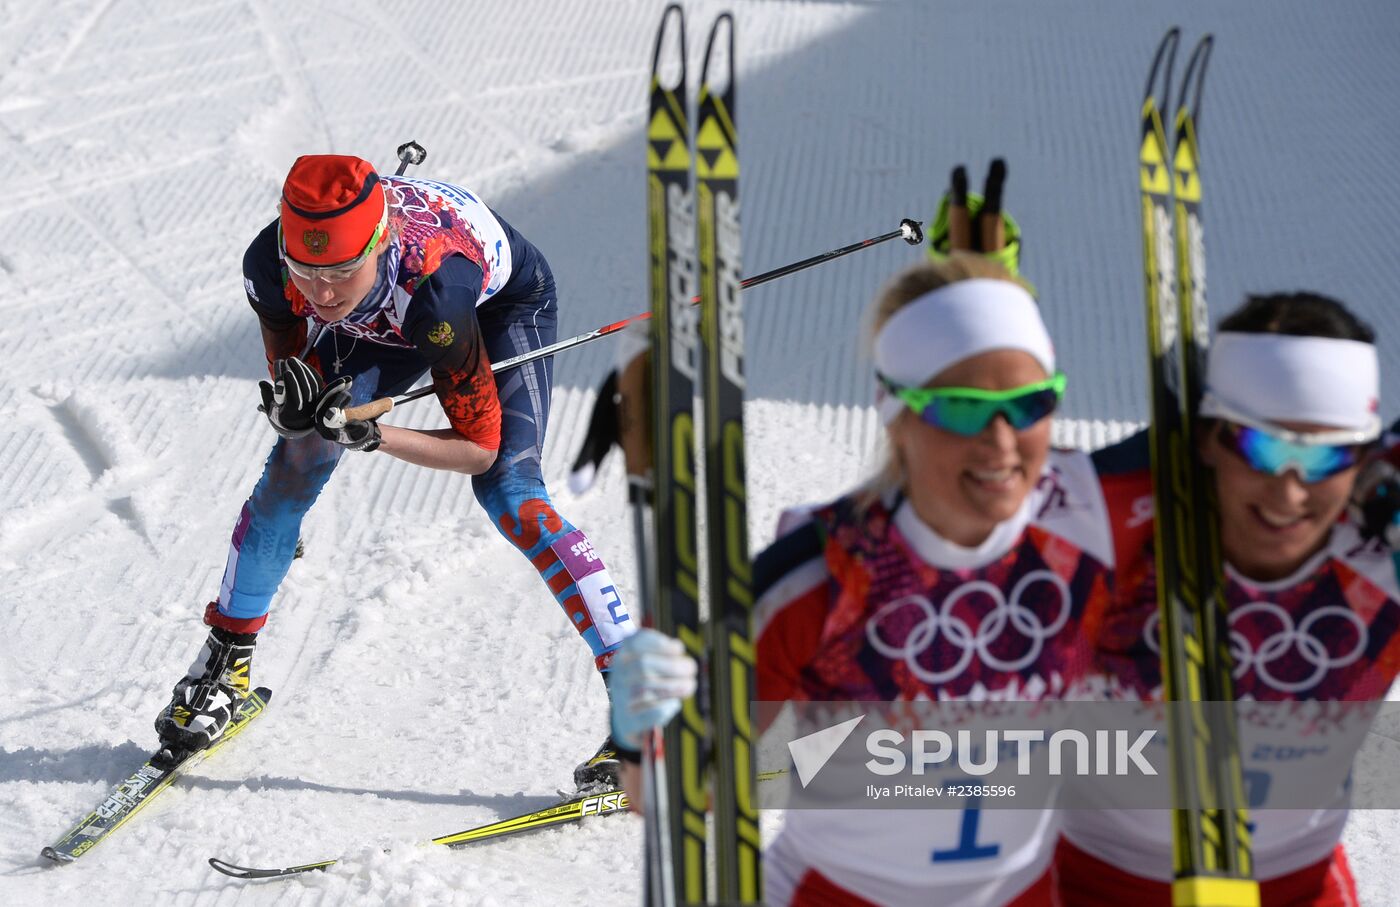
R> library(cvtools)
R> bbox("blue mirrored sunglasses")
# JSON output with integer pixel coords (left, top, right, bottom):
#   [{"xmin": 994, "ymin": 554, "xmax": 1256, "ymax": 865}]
[{"xmin": 1217, "ymin": 421, "xmax": 1369, "ymax": 483}]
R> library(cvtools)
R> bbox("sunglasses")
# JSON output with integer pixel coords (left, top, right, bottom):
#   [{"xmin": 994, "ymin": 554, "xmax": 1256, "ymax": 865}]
[
  {"xmin": 281, "ymin": 209, "xmax": 389, "ymax": 284},
  {"xmin": 1216, "ymin": 420, "xmax": 1370, "ymax": 484},
  {"xmin": 882, "ymin": 372, "xmax": 1066, "ymax": 437}
]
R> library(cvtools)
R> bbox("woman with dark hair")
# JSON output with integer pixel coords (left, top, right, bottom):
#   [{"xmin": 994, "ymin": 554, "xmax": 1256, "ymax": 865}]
[{"xmin": 1059, "ymin": 292, "xmax": 1396, "ymax": 906}]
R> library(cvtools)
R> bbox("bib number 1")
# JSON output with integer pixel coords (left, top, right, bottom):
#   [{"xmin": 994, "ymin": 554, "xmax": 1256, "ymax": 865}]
[{"xmin": 931, "ymin": 786, "xmax": 1001, "ymax": 863}]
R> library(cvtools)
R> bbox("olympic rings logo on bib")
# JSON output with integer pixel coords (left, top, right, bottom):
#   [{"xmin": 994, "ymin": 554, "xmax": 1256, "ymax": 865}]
[
  {"xmin": 1230, "ymin": 602, "xmax": 1367, "ymax": 693},
  {"xmin": 1143, "ymin": 602, "xmax": 1368, "ymax": 694},
  {"xmin": 865, "ymin": 570, "xmax": 1073, "ymax": 685}
]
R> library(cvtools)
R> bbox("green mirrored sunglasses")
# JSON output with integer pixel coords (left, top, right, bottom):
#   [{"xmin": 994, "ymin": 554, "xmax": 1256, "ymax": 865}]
[{"xmin": 882, "ymin": 372, "xmax": 1067, "ymax": 437}]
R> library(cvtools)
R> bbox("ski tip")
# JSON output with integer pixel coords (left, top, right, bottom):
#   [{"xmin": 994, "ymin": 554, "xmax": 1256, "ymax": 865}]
[
  {"xmin": 40, "ymin": 846, "xmax": 73, "ymax": 865},
  {"xmin": 208, "ymin": 857, "xmax": 248, "ymax": 877},
  {"xmin": 209, "ymin": 855, "xmax": 335, "ymax": 880},
  {"xmin": 209, "ymin": 856, "xmax": 288, "ymax": 879},
  {"xmin": 650, "ymin": 3, "xmax": 687, "ymax": 80},
  {"xmin": 1145, "ymin": 28, "xmax": 1182, "ymax": 105}
]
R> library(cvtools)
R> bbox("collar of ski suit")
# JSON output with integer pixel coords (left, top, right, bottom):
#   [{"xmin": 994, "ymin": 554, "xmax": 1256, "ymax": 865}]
[
  {"xmin": 330, "ymin": 237, "xmax": 403, "ymax": 328},
  {"xmin": 891, "ymin": 487, "xmax": 1037, "ymax": 570}
]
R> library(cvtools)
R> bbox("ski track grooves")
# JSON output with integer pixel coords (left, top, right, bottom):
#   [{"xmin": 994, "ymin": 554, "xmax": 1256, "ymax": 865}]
[
  {"xmin": 44, "ymin": 396, "xmax": 139, "ymax": 527},
  {"xmin": 46, "ymin": 0, "xmax": 118, "ymax": 77},
  {"xmin": 0, "ymin": 395, "xmax": 153, "ymax": 560},
  {"xmin": 246, "ymin": 0, "xmax": 334, "ymax": 152}
]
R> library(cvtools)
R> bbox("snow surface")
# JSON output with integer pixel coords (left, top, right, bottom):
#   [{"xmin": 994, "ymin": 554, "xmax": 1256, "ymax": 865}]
[{"xmin": 2, "ymin": 1, "xmax": 1398, "ymax": 904}]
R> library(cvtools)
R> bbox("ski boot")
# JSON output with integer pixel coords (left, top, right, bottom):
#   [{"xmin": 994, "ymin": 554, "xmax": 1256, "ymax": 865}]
[
  {"xmin": 154, "ymin": 625, "xmax": 256, "ymax": 763},
  {"xmin": 573, "ymin": 736, "xmax": 622, "ymax": 795}
]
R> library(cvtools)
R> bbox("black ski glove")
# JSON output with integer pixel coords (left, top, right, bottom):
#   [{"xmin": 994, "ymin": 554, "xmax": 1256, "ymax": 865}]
[
  {"xmin": 258, "ymin": 357, "xmax": 322, "ymax": 439},
  {"xmin": 313, "ymin": 377, "xmax": 382, "ymax": 452}
]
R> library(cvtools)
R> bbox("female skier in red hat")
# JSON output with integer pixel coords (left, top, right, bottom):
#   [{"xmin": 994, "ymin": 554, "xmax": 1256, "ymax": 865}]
[{"xmin": 155, "ymin": 154, "xmax": 631, "ymax": 791}]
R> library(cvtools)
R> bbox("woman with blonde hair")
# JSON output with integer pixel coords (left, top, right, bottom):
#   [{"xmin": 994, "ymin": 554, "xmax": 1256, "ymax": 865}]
[{"xmin": 612, "ymin": 252, "xmax": 1115, "ymax": 906}]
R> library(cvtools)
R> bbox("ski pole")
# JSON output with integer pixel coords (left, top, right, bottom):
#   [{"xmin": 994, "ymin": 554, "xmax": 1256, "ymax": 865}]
[{"xmin": 344, "ymin": 217, "xmax": 924, "ymax": 422}]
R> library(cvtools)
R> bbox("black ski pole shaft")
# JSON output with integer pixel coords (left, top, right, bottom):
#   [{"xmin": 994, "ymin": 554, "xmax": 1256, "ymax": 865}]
[
  {"xmin": 491, "ymin": 217, "xmax": 923, "ymax": 371},
  {"xmin": 735, "ymin": 217, "xmax": 923, "ymax": 292},
  {"xmin": 344, "ymin": 218, "xmax": 923, "ymax": 422}
]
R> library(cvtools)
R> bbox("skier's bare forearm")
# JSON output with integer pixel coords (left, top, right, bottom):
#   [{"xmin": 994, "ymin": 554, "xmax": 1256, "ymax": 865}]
[{"xmin": 376, "ymin": 425, "xmax": 497, "ymax": 475}]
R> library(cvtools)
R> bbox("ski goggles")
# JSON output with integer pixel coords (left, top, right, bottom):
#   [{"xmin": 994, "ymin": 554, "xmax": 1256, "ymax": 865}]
[
  {"xmin": 281, "ymin": 208, "xmax": 389, "ymax": 284},
  {"xmin": 1215, "ymin": 418, "xmax": 1374, "ymax": 483},
  {"xmin": 880, "ymin": 372, "xmax": 1066, "ymax": 437}
]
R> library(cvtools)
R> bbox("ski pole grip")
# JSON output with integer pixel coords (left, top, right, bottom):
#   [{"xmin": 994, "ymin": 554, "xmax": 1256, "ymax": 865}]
[
  {"xmin": 344, "ymin": 397, "xmax": 394, "ymax": 422},
  {"xmin": 395, "ymin": 140, "xmax": 427, "ymax": 174},
  {"xmin": 979, "ymin": 158, "xmax": 1007, "ymax": 252},
  {"xmin": 948, "ymin": 166, "xmax": 974, "ymax": 252}
]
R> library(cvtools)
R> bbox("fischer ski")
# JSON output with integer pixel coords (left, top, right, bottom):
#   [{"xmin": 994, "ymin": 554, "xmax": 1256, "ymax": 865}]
[
  {"xmin": 204, "ymin": 769, "xmax": 789, "ymax": 882},
  {"xmin": 207, "ymin": 788, "xmax": 631, "ymax": 880},
  {"xmin": 1137, "ymin": 29, "xmax": 1257, "ymax": 907},
  {"xmin": 40, "ymin": 687, "xmax": 273, "ymax": 865},
  {"xmin": 695, "ymin": 13, "xmax": 760, "ymax": 904},
  {"xmin": 645, "ymin": 5, "xmax": 708, "ymax": 905}
]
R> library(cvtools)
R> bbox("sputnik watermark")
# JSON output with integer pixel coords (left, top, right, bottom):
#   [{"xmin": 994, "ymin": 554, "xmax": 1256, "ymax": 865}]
[
  {"xmin": 763, "ymin": 700, "xmax": 1400, "ymax": 810},
  {"xmin": 866, "ymin": 728, "xmax": 1157, "ymax": 778},
  {"xmin": 865, "ymin": 782, "xmax": 1018, "ymax": 801},
  {"xmin": 787, "ymin": 714, "xmax": 866, "ymax": 787},
  {"xmin": 787, "ymin": 715, "xmax": 1157, "ymax": 789}
]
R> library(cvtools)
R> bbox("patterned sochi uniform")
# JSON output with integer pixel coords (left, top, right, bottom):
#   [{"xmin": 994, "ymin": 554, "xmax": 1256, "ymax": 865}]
[
  {"xmin": 1058, "ymin": 430, "xmax": 1400, "ymax": 905},
  {"xmin": 754, "ymin": 449, "xmax": 1115, "ymax": 907},
  {"xmin": 212, "ymin": 176, "xmax": 633, "ymax": 669}
]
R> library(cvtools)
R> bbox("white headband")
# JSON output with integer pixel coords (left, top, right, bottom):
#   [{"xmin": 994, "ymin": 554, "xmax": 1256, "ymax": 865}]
[
  {"xmin": 873, "ymin": 279, "xmax": 1055, "ymax": 424},
  {"xmin": 1200, "ymin": 332, "xmax": 1380, "ymax": 434}
]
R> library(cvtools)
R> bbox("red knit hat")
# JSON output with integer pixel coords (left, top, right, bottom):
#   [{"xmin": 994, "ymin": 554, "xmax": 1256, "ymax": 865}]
[{"xmin": 279, "ymin": 155, "xmax": 387, "ymax": 266}]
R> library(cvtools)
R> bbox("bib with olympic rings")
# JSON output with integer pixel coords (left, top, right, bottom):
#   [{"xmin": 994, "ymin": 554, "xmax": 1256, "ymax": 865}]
[
  {"xmin": 1096, "ymin": 513, "xmax": 1400, "ymax": 702},
  {"xmin": 780, "ymin": 450, "xmax": 1115, "ymax": 702}
]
